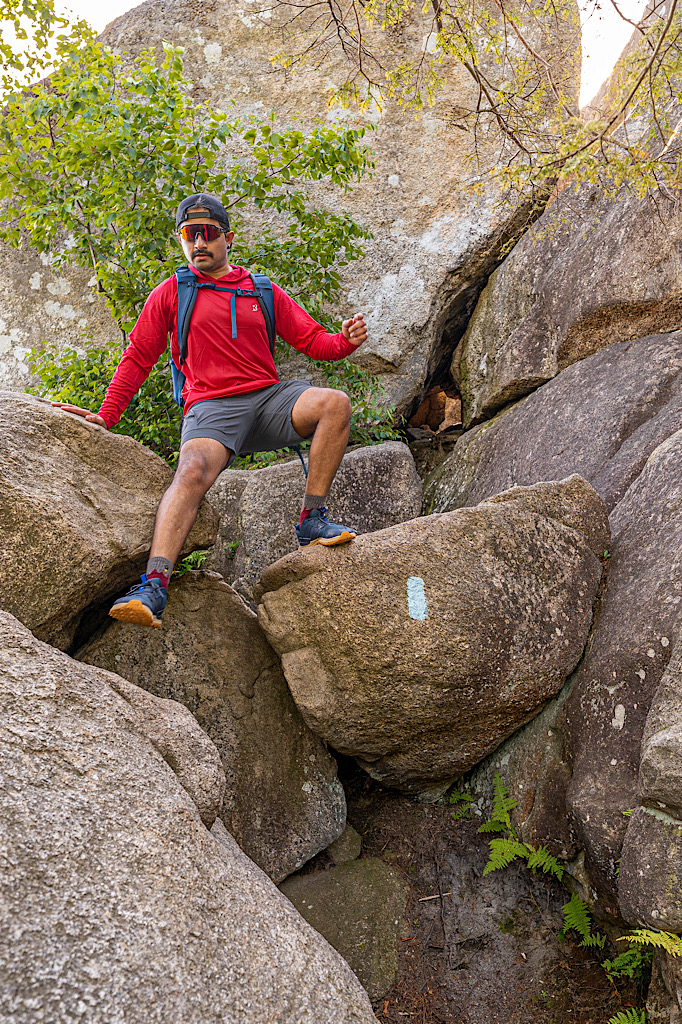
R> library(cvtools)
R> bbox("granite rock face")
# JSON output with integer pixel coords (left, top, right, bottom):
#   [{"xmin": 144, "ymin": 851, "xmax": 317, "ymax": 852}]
[
  {"xmin": 78, "ymin": 571, "xmax": 346, "ymax": 883},
  {"xmin": 0, "ymin": 391, "xmax": 217, "ymax": 650},
  {"xmin": 565, "ymin": 429, "xmax": 682, "ymax": 899},
  {"xmin": 425, "ymin": 331, "xmax": 682, "ymax": 516},
  {"xmin": 619, "ymin": 808, "xmax": 682, "ymax": 931},
  {"xmin": 0, "ymin": 610, "xmax": 376, "ymax": 1024},
  {"xmin": 647, "ymin": 952, "xmax": 682, "ymax": 1024},
  {"xmin": 280, "ymin": 858, "xmax": 409, "ymax": 1002},
  {"xmin": 619, "ymin": 633, "xmax": 682, "ymax": 930},
  {"xmin": 0, "ymin": 245, "xmax": 114, "ymax": 391},
  {"xmin": 639, "ymin": 633, "xmax": 682, "ymax": 820},
  {"xmin": 208, "ymin": 441, "xmax": 423, "ymax": 604},
  {"xmin": 102, "ymin": 670, "xmax": 226, "ymax": 829},
  {"xmin": 456, "ymin": 173, "xmax": 682, "ymax": 426},
  {"xmin": 256, "ymin": 476, "xmax": 607, "ymax": 795}
]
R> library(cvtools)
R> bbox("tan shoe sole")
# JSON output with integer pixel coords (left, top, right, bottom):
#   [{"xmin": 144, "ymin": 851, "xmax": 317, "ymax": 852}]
[
  {"xmin": 304, "ymin": 531, "xmax": 356, "ymax": 548},
  {"xmin": 109, "ymin": 599, "xmax": 163, "ymax": 628}
]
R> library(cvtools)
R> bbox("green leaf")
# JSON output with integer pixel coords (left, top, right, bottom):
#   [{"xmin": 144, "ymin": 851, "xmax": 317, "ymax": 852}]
[
  {"xmin": 602, "ymin": 946, "xmax": 653, "ymax": 982},
  {"xmin": 559, "ymin": 893, "xmax": 605, "ymax": 947},
  {"xmin": 477, "ymin": 773, "xmax": 518, "ymax": 836},
  {"xmin": 525, "ymin": 845, "xmax": 564, "ymax": 881},
  {"xmin": 449, "ymin": 790, "xmax": 474, "ymax": 821},
  {"xmin": 620, "ymin": 929, "xmax": 682, "ymax": 957},
  {"xmin": 174, "ymin": 550, "xmax": 208, "ymax": 576},
  {"xmin": 606, "ymin": 1010, "xmax": 646, "ymax": 1024},
  {"xmin": 482, "ymin": 838, "xmax": 528, "ymax": 875}
]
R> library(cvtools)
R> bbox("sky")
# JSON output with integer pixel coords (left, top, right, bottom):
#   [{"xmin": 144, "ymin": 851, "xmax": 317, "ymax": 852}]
[
  {"xmin": 55, "ymin": 0, "xmax": 648, "ymax": 109},
  {"xmin": 577, "ymin": 0, "xmax": 648, "ymax": 105}
]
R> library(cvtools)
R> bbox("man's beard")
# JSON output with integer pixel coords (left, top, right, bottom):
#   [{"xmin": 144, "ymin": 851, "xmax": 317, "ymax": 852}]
[{"xmin": 192, "ymin": 251, "xmax": 217, "ymax": 268}]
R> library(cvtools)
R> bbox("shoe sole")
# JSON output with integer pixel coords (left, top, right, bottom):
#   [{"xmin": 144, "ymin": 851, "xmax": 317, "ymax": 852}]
[
  {"xmin": 109, "ymin": 600, "xmax": 163, "ymax": 628},
  {"xmin": 300, "ymin": 531, "xmax": 356, "ymax": 549}
]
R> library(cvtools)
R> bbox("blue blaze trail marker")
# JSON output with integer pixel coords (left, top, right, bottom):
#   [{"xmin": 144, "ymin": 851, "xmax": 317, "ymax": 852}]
[{"xmin": 407, "ymin": 576, "xmax": 429, "ymax": 621}]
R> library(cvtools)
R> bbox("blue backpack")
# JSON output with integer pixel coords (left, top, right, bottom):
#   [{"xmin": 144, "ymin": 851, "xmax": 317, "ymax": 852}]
[
  {"xmin": 171, "ymin": 265, "xmax": 307, "ymax": 474},
  {"xmin": 170, "ymin": 265, "xmax": 276, "ymax": 407}
]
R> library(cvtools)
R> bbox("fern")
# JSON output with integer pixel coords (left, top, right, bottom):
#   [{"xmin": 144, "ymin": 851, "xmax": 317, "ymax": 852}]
[
  {"xmin": 603, "ymin": 946, "xmax": 653, "ymax": 981},
  {"xmin": 477, "ymin": 817, "xmax": 509, "ymax": 834},
  {"xmin": 560, "ymin": 894, "xmax": 592, "ymax": 942},
  {"xmin": 581, "ymin": 932, "xmax": 607, "ymax": 949},
  {"xmin": 449, "ymin": 790, "xmax": 474, "ymax": 821},
  {"xmin": 526, "ymin": 844, "xmax": 564, "ymax": 881},
  {"xmin": 621, "ymin": 929, "xmax": 682, "ymax": 957},
  {"xmin": 482, "ymin": 838, "xmax": 529, "ymax": 875},
  {"xmin": 477, "ymin": 774, "xmax": 519, "ymax": 835},
  {"xmin": 559, "ymin": 893, "xmax": 606, "ymax": 947},
  {"xmin": 607, "ymin": 1010, "xmax": 646, "ymax": 1024},
  {"xmin": 477, "ymin": 774, "xmax": 565, "ymax": 880}
]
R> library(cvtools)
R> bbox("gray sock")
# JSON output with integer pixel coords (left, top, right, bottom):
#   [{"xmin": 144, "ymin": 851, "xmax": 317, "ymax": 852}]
[
  {"xmin": 146, "ymin": 556, "xmax": 174, "ymax": 584},
  {"xmin": 302, "ymin": 493, "xmax": 327, "ymax": 512}
]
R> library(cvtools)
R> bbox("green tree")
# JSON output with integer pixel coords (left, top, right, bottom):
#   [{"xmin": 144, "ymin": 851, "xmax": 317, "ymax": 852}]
[
  {"xmin": 0, "ymin": 4, "xmax": 399, "ymax": 463},
  {"xmin": 1, "ymin": 0, "xmax": 70, "ymax": 93}
]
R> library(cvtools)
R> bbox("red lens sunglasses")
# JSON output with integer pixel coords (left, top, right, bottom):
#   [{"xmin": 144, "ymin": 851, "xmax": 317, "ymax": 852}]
[{"xmin": 178, "ymin": 223, "xmax": 226, "ymax": 243}]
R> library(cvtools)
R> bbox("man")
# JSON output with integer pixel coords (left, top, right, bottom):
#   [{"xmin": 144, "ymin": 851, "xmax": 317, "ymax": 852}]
[{"xmin": 56, "ymin": 192, "xmax": 368, "ymax": 628}]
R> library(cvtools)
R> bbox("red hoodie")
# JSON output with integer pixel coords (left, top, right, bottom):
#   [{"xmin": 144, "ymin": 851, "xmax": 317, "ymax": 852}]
[{"xmin": 98, "ymin": 264, "xmax": 355, "ymax": 428}]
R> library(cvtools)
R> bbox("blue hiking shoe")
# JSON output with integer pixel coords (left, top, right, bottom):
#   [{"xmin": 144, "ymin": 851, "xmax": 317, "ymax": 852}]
[
  {"xmin": 295, "ymin": 507, "xmax": 357, "ymax": 548},
  {"xmin": 109, "ymin": 575, "xmax": 167, "ymax": 628}
]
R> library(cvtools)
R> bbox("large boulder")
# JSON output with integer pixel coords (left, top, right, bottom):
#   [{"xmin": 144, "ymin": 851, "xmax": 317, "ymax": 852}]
[
  {"xmin": 0, "ymin": 610, "xmax": 377, "ymax": 1024},
  {"xmin": 280, "ymin": 858, "xmax": 409, "ymax": 1002},
  {"xmin": 425, "ymin": 331, "xmax": 682, "ymax": 515},
  {"xmin": 455, "ymin": 165, "xmax": 682, "ymax": 426},
  {"xmin": 647, "ymin": 952, "xmax": 682, "ymax": 1024},
  {"xmin": 0, "ymin": 391, "xmax": 217, "ymax": 650},
  {"xmin": 208, "ymin": 441, "xmax": 423, "ymax": 604},
  {"xmin": 639, "ymin": 633, "xmax": 682, "ymax": 820},
  {"xmin": 564, "ymin": 428, "xmax": 682, "ymax": 900},
  {"xmin": 619, "ymin": 633, "xmax": 682, "ymax": 930},
  {"xmin": 618, "ymin": 808, "xmax": 682, "ymax": 930},
  {"xmin": 256, "ymin": 475, "xmax": 608, "ymax": 795},
  {"xmin": 78, "ymin": 570, "xmax": 346, "ymax": 883},
  {"xmin": 0, "ymin": 0, "xmax": 579, "ymax": 414}
]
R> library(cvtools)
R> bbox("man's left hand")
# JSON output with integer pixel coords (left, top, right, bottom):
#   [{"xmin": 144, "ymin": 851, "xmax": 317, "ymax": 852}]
[{"xmin": 342, "ymin": 313, "xmax": 368, "ymax": 348}]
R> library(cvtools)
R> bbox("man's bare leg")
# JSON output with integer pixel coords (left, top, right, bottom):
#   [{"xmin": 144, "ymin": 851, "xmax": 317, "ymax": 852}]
[
  {"xmin": 150, "ymin": 437, "xmax": 230, "ymax": 563},
  {"xmin": 110, "ymin": 437, "xmax": 229, "ymax": 626},
  {"xmin": 291, "ymin": 387, "xmax": 355, "ymax": 547},
  {"xmin": 291, "ymin": 387, "xmax": 351, "ymax": 495}
]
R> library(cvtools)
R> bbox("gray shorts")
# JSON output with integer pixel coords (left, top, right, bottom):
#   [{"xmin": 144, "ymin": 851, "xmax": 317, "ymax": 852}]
[{"xmin": 181, "ymin": 380, "xmax": 313, "ymax": 463}]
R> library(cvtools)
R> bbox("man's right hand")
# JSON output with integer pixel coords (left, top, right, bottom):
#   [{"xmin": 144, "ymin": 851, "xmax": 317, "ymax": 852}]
[{"xmin": 51, "ymin": 402, "xmax": 108, "ymax": 428}]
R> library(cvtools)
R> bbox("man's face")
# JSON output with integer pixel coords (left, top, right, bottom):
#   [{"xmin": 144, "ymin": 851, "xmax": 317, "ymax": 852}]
[{"xmin": 176, "ymin": 209, "xmax": 235, "ymax": 274}]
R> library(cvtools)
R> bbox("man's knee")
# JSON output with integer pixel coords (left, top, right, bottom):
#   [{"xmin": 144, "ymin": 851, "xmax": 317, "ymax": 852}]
[
  {"xmin": 174, "ymin": 453, "xmax": 217, "ymax": 495},
  {"xmin": 324, "ymin": 388, "xmax": 351, "ymax": 423}
]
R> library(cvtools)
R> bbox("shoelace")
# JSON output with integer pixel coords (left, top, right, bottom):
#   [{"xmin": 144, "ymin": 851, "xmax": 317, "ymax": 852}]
[{"xmin": 128, "ymin": 577, "xmax": 160, "ymax": 594}]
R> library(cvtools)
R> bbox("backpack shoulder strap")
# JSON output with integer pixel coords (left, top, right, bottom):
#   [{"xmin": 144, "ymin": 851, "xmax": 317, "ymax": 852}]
[
  {"xmin": 175, "ymin": 266, "xmax": 199, "ymax": 366},
  {"xmin": 249, "ymin": 272, "xmax": 276, "ymax": 358}
]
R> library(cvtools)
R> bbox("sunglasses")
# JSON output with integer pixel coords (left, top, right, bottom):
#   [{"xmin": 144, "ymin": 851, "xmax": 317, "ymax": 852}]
[{"xmin": 178, "ymin": 223, "xmax": 226, "ymax": 243}]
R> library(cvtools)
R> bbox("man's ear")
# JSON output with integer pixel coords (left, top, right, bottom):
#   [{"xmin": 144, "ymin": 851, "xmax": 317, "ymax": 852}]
[{"xmin": 225, "ymin": 231, "xmax": 235, "ymax": 247}]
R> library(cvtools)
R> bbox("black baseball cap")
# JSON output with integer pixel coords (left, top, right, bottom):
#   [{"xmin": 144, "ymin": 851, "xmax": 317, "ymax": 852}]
[{"xmin": 175, "ymin": 192, "xmax": 231, "ymax": 231}]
